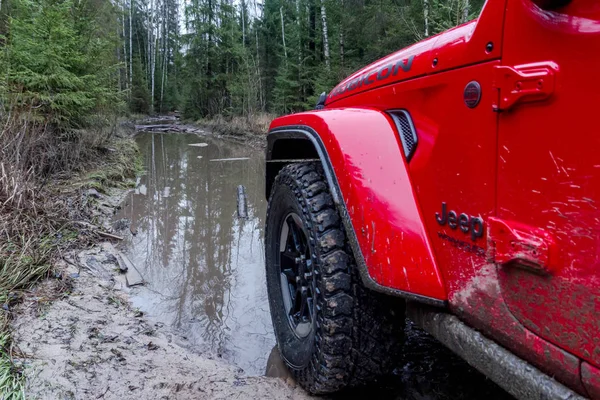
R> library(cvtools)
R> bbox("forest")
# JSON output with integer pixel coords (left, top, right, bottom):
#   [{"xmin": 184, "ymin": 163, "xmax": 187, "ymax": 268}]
[{"xmin": 0, "ymin": 0, "xmax": 486, "ymax": 124}]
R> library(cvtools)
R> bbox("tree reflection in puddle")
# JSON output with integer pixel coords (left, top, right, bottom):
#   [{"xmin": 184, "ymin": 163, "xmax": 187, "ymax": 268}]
[
  {"xmin": 115, "ymin": 132, "xmax": 513, "ymax": 399},
  {"xmin": 114, "ymin": 132, "xmax": 272, "ymax": 376}
]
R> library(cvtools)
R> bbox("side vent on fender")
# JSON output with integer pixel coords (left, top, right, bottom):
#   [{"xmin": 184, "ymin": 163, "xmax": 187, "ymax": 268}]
[{"xmin": 389, "ymin": 110, "xmax": 418, "ymax": 162}]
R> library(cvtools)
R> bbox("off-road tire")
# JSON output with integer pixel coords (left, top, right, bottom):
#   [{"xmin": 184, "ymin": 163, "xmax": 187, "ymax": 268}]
[{"xmin": 265, "ymin": 162, "xmax": 405, "ymax": 394}]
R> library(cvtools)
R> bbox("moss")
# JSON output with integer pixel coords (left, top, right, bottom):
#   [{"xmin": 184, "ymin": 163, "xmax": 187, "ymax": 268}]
[
  {"xmin": 195, "ymin": 112, "xmax": 275, "ymax": 139},
  {"xmin": 73, "ymin": 137, "xmax": 142, "ymax": 193}
]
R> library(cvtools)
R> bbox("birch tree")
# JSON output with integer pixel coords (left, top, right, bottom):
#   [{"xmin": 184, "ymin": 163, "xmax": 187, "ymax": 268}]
[
  {"xmin": 122, "ymin": 0, "xmax": 127, "ymax": 89},
  {"xmin": 129, "ymin": 0, "xmax": 133, "ymax": 92},
  {"xmin": 280, "ymin": 6, "xmax": 287, "ymax": 62},
  {"xmin": 424, "ymin": 0, "xmax": 429, "ymax": 37},
  {"xmin": 150, "ymin": 0, "xmax": 156, "ymax": 111},
  {"xmin": 160, "ymin": 0, "xmax": 167, "ymax": 109},
  {"xmin": 339, "ymin": 0, "xmax": 344, "ymax": 69},
  {"xmin": 320, "ymin": 0, "xmax": 329, "ymax": 70}
]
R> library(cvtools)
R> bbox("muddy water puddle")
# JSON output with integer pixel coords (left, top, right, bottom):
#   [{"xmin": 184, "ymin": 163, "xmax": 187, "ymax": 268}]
[
  {"xmin": 115, "ymin": 131, "xmax": 513, "ymax": 399},
  {"xmin": 114, "ymin": 132, "xmax": 271, "ymax": 375}
]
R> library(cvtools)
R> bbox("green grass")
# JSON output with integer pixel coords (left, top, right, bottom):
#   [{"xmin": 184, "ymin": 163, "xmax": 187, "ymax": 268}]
[
  {"xmin": 0, "ymin": 238, "xmax": 54, "ymax": 302},
  {"xmin": 0, "ymin": 331, "xmax": 25, "ymax": 400}
]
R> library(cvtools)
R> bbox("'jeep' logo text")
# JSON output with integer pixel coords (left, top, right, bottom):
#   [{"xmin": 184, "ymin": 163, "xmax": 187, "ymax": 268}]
[{"xmin": 436, "ymin": 202, "xmax": 484, "ymax": 241}]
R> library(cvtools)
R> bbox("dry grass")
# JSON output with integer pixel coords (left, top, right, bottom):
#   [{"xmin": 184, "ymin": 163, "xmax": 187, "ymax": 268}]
[
  {"xmin": 0, "ymin": 110, "xmax": 139, "ymax": 399},
  {"xmin": 0, "ymin": 160, "xmax": 58, "ymax": 400},
  {"xmin": 71, "ymin": 137, "xmax": 142, "ymax": 192},
  {"xmin": 198, "ymin": 112, "xmax": 275, "ymax": 139}
]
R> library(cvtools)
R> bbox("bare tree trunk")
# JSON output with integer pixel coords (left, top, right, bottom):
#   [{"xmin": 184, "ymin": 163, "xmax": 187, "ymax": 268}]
[
  {"xmin": 117, "ymin": 25, "xmax": 122, "ymax": 90},
  {"xmin": 254, "ymin": 0, "xmax": 264, "ymax": 110},
  {"xmin": 160, "ymin": 0, "xmax": 167, "ymax": 111},
  {"xmin": 423, "ymin": 0, "xmax": 429, "ymax": 37},
  {"xmin": 255, "ymin": 28, "xmax": 263, "ymax": 110},
  {"xmin": 122, "ymin": 1, "xmax": 127, "ymax": 89},
  {"xmin": 339, "ymin": 30, "xmax": 344, "ymax": 68},
  {"xmin": 320, "ymin": 0, "xmax": 329, "ymax": 70},
  {"xmin": 254, "ymin": 14, "xmax": 260, "ymax": 65},
  {"xmin": 338, "ymin": 0, "xmax": 344, "ymax": 70},
  {"xmin": 280, "ymin": 6, "xmax": 288, "ymax": 62},
  {"xmin": 150, "ymin": 0, "xmax": 156, "ymax": 112},
  {"xmin": 160, "ymin": 51, "xmax": 167, "ymax": 111},
  {"xmin": 241, "ymin": 0, "xmax": 245, "ymax": 47},
  {"xmin": 146, "ymin": 2, "xmax": 150, "ymax": 85},
  {"xmin": 146, "ymin": 3, "xmax": 151, "ymax": 89},
  {"xmin": 129, "ymin": 0, "xmax": 133, "ymax": 94},
  {"xmin": 462, "ymin": 0, "xmax": 469, "ymax": 23},
  {"xmin": 291, "ymin": 0, "xmax": 301, "ymax": 73}
]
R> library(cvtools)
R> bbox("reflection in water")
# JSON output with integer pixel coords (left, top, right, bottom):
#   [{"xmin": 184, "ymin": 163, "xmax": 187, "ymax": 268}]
[
  {"xmin": 116, "ymin": 132, "xmax": 513, "ymax": 399},
  {"xmin": 115, "ymin": 133, "xmax": 272, "ymax": 375}
]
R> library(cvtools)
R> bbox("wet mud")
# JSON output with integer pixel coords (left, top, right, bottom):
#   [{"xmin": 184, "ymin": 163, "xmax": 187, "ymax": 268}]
[{"xmin": 114, "ymin": 131, "xmax": 514, "ymax": 399}]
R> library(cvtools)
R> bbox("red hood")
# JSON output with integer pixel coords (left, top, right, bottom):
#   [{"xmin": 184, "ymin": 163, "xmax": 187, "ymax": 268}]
[{"xmin": 326, "ymin": 20, "xmax": 478, "ymax": 105}]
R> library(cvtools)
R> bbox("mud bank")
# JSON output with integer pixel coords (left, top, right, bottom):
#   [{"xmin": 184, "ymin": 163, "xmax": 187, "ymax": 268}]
[
  {"xmin": 9, "ymin": 184, "xmax": 308, "ymax": 399},
  {"xmin": 134, "ymin": 115, "xmax": 267, "ymax": 148},
  {"xmin": 11, "ymin": 249, "xmax": 308, "ymax": 399}
]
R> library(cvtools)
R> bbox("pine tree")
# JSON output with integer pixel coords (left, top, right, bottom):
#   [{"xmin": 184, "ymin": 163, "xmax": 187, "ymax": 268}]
[{"xmin": 6, "ymin": 0, "xmax": 123, "ymax": 129}]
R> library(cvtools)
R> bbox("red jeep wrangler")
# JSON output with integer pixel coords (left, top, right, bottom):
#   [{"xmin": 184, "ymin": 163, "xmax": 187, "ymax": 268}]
[{"xmin": 263, "ymin": 0, "xmax": 599, "ymax": 398}]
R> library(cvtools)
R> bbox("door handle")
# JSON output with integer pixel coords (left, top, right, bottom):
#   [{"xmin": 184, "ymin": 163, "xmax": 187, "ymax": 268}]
[{"xmin": 493, "ymin": 62, "xmax": 558, "ymax": 112}]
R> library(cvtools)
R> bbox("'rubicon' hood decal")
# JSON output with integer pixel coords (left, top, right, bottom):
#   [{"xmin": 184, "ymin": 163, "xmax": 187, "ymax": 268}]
[
  {"xmin": 326, "ymin": 19, "xmax": 482, "ymax": 105},
  {"xmin": 329, "ymin": 55, "xmax": 415, "ymax": 98},
  {"xmin": 327, "ymin": 37, "xmax": 436, "ymax": 104}
]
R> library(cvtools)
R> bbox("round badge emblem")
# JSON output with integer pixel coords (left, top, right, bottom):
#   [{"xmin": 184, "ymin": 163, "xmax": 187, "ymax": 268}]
[{"xmin": 464, "ymin": 81, "xmax": 482, "ymax": 108}]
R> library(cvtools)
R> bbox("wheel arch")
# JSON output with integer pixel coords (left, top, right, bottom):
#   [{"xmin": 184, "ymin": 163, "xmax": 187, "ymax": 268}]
[
  {"xmin": 266, "ymin": 109, "xmax": 447, "ymax": 306},
  {"xmin": 266, "ymin": 134, "xmax": 321, "ymax": 200}
]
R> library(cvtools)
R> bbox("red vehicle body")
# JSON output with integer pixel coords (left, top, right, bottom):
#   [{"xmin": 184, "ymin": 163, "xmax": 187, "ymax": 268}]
[{"xmin": 266, "ymin": 0, "xmax": 600, "ymax": 398}]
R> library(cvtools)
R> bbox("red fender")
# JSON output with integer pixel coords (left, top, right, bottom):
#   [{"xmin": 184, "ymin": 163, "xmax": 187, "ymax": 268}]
[{"xmin": 268, "ymin": 108, "xmax": 447, "ymax": 304}]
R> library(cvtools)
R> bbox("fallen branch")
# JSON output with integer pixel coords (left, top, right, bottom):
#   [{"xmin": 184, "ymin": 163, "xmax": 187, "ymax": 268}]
[
  {"xmin": 237, "ymin": 185, "xmax": 248, "ymax": 219},
  {"xmin": 95, "ymin": 231, "xmax": 124, "ymax": 241}
]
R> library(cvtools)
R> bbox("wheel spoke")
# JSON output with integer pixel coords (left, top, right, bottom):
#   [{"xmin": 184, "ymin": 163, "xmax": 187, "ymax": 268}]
[
  {"xmin": 280, "ymin": 251, "xmax": 298, "ymax": 272},
  {"xmin": 293, "ymin": 288, "xmax": 302, "ymax": 317},
  {"xmin": 282, "ymin": 268, "xmax": 295, "ymax": 283},
  {"xmin": 280, "ymin": 273, "xmax": 294, "ymax": 318},
  {"xmin": 288, "ymin": 217, "xmax": 304, "ymax": 253},
  {"xmin": 278, "ymin": 212, "xmax": 315, "ymax": 338},
  {"xmin": 299, "ymin": 288, "xmax": 310, "ymax": 321},
  {"xmin": 298, "ymin": 298, "xmax": 305, "ymax": 321}
]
